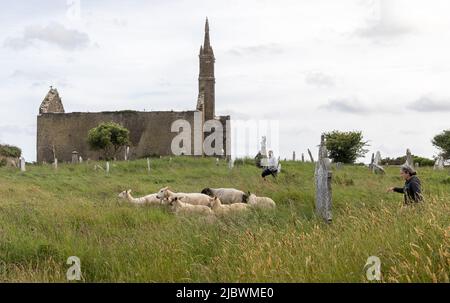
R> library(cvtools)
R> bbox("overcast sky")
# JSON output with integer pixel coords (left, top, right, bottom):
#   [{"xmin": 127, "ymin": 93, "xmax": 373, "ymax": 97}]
[{"xmin": 1, "ymin": 0, "xmax": 449, "ymax": 161}]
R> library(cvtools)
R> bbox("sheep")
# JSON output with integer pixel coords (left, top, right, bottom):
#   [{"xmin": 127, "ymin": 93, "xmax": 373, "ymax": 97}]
[
  {"xmin": 247, "ymin": 193, "xmax": 276, "ymax": 209},
  {"xmin": 208, "ymin": 196, "xmax": 250, "ymax": 215},
  {"xmin": 118, "ymin": 189, "xmax": 162, "ymax": 205},
  {"xmin": 169, "ymin": 197, "xmax": 213, "ymax": 216},
  {"xmin": 156, "ymin": 187, "xmax": 210, "ymax": 206},
  {"xmin": 201, "ymin": 187, "xmax": 249, "ymax": 204}
]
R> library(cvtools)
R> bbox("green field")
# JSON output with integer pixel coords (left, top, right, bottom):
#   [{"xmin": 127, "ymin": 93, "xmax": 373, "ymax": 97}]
[{"xmin": 0, "ymin": 157, "xmax": 448, "ymax": 282}]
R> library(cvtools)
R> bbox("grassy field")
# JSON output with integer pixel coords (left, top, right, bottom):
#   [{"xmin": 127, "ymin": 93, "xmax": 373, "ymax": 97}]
[{"xmin": 0, "ymin": 157, "xmax": 448, "ymax": 282}]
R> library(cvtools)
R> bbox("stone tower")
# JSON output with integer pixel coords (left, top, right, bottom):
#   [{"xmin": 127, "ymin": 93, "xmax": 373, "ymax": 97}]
[
  {"xmin": 196, "ymin": 17, "xmax": 215, "ymax": 121},
  {"xmin": 39, "ymin": 87, "xmax": 65, "ymax": 114}
]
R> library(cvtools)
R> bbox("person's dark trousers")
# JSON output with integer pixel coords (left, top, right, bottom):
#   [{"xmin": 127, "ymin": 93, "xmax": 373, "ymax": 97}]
[{"xmin": 262, "ymin": 168, "xmax": 277, "ymax": 178}]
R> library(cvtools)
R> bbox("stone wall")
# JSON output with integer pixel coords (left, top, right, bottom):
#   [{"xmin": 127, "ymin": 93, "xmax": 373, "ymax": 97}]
[{"xmin": 37, "ymin": 110, "xmax": 230, "ymax": 162}]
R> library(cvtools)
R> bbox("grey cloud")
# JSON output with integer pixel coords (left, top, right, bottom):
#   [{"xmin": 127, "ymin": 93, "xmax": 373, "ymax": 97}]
[
  {"xmin": 408, "ymin": 96, "xmax": 450, "ymax": 112},
  {"xmin": 320, "ymin": 98, "xmax": 371, "ymax": 114},
  {"xmin": 4, "ymin": 22, "xmax": 90, "ymax": 50},
  {"xmin": 356, "ymin": 20, "xmax": 413, "ymax": 40},
  {"xmin": 305, "ymin": 71, "xmax": 335, "ymax": 87},
  {"xmin": 228, "ymin": 43, "xmax": 283, "ymax": 56}
]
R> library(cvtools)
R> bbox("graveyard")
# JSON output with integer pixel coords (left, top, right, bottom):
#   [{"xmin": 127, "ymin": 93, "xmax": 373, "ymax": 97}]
[{"xmin": 0, "ymin": 156, "xmax": 448, "ymax": 282}]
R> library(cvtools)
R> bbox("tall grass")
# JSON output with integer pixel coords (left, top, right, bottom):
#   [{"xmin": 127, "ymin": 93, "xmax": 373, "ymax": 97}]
[{"xmin": 0, "ymin": 157, "xmax": 448, "ymax": 282}]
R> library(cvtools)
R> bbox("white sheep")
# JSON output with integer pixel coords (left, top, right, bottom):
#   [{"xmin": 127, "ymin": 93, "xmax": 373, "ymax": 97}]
[
  {"xmin": 201, "ymin": 187, "xmax": 249, "ymax": 204},
  {"xmin": 118, "ymin": 189, "xmax": 162, "ymax": 205},
  {"xmin": 169, "ymin": 197, "xmax": 214, "ymax": 216},
  {"xmin": 247, "ymin": 193, "xmax": 276, "ymax": 209},
  {"xmin": 156, "ymin": 187, "xmax": 210, "ymax": 206},
  {"xmin": 208, "ymin": 196, "xmax": 250, "ymax": 215}
]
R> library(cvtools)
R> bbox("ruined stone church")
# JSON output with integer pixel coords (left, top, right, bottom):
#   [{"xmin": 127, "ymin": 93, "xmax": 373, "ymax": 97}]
[{"xmin": 37, "ymin": 19, "xmax": 230, "ymax": 163}]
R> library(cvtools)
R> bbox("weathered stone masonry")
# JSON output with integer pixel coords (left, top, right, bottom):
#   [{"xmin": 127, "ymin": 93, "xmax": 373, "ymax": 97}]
[{"xmin": 36, "ymin": 19, "xmax": 230, "ymax": 162}]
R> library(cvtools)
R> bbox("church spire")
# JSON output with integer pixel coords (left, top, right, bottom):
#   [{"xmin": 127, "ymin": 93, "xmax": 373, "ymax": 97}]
[{"xmin": 203, "ymin": 17, "xmax": 213, "ymax": 54}]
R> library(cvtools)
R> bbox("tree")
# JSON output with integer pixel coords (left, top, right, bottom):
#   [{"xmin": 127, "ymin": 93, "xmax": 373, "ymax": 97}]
[
  {"xmin": 432, "ymin": 130, "xmax": 450, "ymax": 159},
  {"xmin": 0, "ymin": 144, "xmax": 22, "ymax": 158},
  {"xmin": 324, "ymin": 130, "xmax": 369, "ymax": 164},
  {"xmin": 87, "ymin": 122, "xmax": 130, "ymax": 160}
]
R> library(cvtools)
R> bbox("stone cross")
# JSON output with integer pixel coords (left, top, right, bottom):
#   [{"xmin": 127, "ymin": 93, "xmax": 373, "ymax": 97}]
[
  {"xmin": 260, "ymin": 136, "xmax": 267, "ymax": 157},
  {"xmin": 307, "ymin": 148, "xmax": 314, "ymax": 162},
  {"xmin": 405, "ymin": 148, "xmax": 413, "ymax": 167},
  {"xmin": 20, "ymin": 157, "xmax": 26, "ymax": 172},
  {"xmin": 71, "ymin": 151, "xmax": 79, "ymax": 164},
  {"xmin": 314, "ymin": 135, "xmax": 332, "ymax": 223}
]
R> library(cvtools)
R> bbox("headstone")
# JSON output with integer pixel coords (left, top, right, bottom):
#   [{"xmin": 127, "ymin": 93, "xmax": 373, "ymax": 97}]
[
  {"xmin": 260, "ymin": 136, "xmax": 268, "ymax": 167},
  {"xmin": 405, "ymin": 148, "xmax": 413, "ymax": 167},
  {"xmin": 415, "ymin": 162, "xmax": 420, "ymax": 168},
  {"xmin": 292, "ymin": 151, "xmax": 296, "ymax": 161},
  {"xmin": 79, "ymin": 156, "xmax": 83, "ymax": 164},
  {"xmin": 216, "ymin": 158, "xmax": 219, "ymax": 166},
  {"xmin": 335, "ymin": 162, "xmax": 343, "ymax": 170},
  {"xmin": 53, "ymin": 158, "xmax": 58, "ymax": 170},
  {"xmin": 301, "ymin": 153, "xmax": 305, "ymax": 162},
  {"xmin": 124, "ymin": 146, "xmax": 129, "ymax": 161},
  {"xmin": 369, "ymin": 153, "xmax": 375, "ymax": 169},
  {"xmin": 374, "ymin": 151, "xmax": 381, "ymax": 166},
  {"xmin": 228, "ymin": 158, "xmax": 234, "ymax": 169},
  {"xmin": 106, "ymin": 161, "xmax": 110, "ymax": 174},
  {"xmin": 147, "ymin": 158, "xmax": 151, "ymax": 173},
  {"xmin": 20, "ymin": 157, "xmax": 26, "ymax": 172},
  {"xmin": 314, "ymin": 135, "xmax": 332, "ymax": 223},
  {"xmin": 434, "ymin": 156, "xmax": 444, "ymax": 170},
  {"xmin": 307, "ymin": 148, "xmax": 314, "ymax": 162},
  {"xmin": 71, "ymin": 151, "xmax": 79, "ymax": 164}
]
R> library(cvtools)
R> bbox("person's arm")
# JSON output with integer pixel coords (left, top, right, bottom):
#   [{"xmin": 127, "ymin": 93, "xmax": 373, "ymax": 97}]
[{"xmin": 392, "ymin": 187, "xmax": 404, "ymax": 193}]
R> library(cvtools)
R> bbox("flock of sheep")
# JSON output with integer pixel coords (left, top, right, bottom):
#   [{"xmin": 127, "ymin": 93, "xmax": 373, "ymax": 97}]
[{"xmin": 118, "ymin": 187, "xmax": 276, "ymax": 216}]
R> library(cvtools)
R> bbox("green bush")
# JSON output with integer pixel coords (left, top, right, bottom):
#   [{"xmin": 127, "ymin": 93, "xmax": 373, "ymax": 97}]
[{"xmin": 0, "ymin": 144, "xmax": 22, "ymax": 158}]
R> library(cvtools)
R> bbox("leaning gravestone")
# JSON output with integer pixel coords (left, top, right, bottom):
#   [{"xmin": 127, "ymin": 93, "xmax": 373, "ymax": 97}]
[
  {"xmin": 307, "ymin": 148, "xmax": 314, "ymax": 162},
  {"xmin": 314, "ymin": 135, "xmax": 332, "ymax": 223},
  {"xmin": 372, "ymin": 163, "xmax": 385, "ymax": 174}
]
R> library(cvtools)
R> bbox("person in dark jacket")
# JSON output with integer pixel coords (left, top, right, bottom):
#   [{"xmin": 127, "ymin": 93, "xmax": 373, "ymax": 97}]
[{"xmin": 387, "ymin": 164, "xmax": 423, "ymax": 204}]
